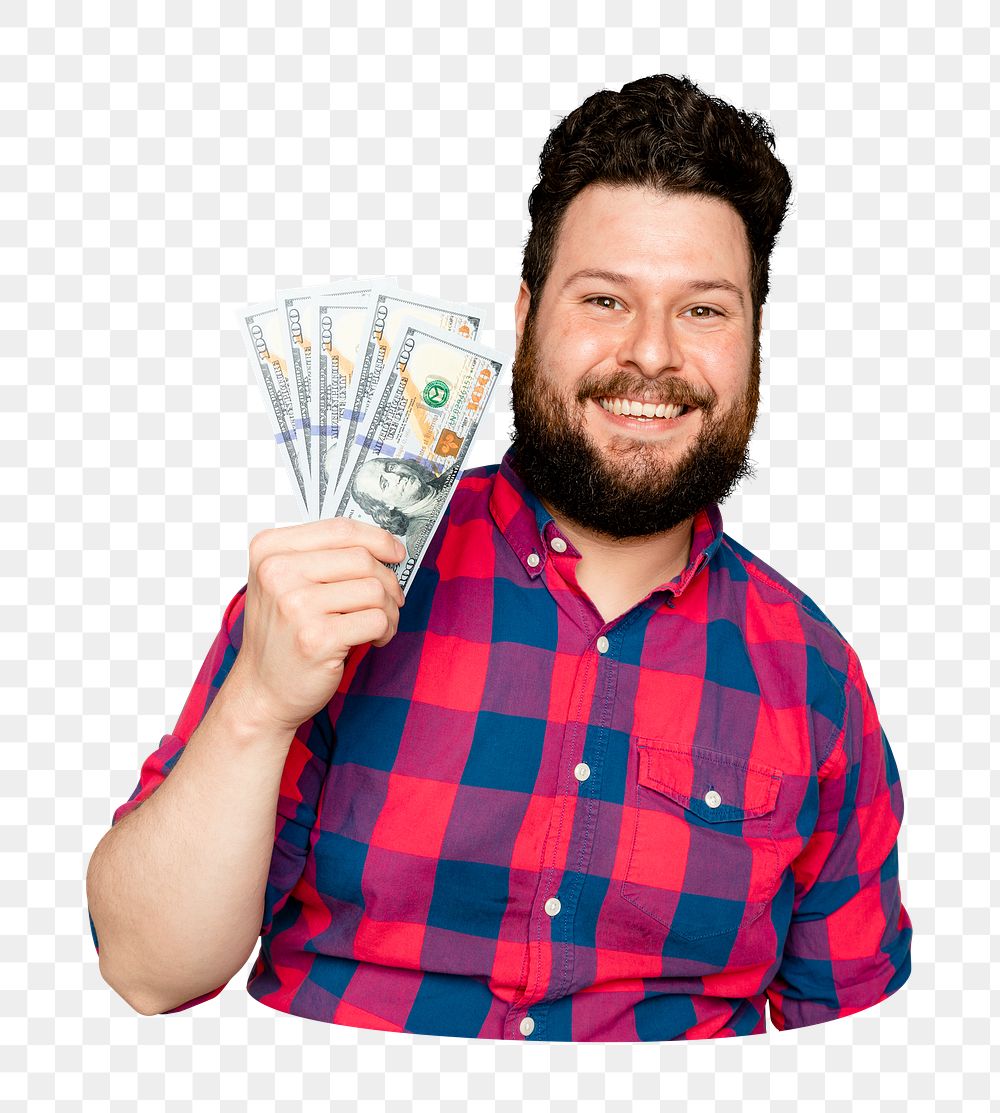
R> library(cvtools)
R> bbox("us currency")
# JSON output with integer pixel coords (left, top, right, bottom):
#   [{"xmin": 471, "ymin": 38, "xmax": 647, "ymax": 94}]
[
  {"xmin": 327, "ymin": 318, "xmax": 506, "ymax": 595},
  {"xmin": 309, "ymin": 280, "xmax": 379, "ymax": 520},
  {"xmin": 329, "ymin": 282, "xmax": 483, "ymax": 496},
  {"xmin": 236, "ymin": 301, "xmax": 309, "ymax": 517},
  {"xmin": 276, "ymin": 286, "xmax": 321, "ymax": 499}
]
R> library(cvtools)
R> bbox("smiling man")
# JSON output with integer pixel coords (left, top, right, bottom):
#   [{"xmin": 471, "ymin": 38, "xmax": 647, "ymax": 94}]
[
  {"xmin": 509, "ymin": 184, "xmax": 763, "ymax": 622},
  {"xmin": 349, "ymin": 455, "xmax": 458, "ymax": 556},
  {"xmin": 89, "ymin": 74, "xmax": 912, "ymax": 1042}
]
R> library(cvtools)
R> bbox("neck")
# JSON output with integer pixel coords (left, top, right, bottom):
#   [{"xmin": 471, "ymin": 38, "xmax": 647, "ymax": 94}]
[{"xmin": 539, "ymin": 498, "xmax": 695, "ymax": 594}]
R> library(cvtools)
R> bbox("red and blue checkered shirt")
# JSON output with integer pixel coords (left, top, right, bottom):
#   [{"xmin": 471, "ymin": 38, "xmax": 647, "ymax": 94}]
[{"xmin": 90, "ymin": 447, "xmax": 912, "ymax": 1040}]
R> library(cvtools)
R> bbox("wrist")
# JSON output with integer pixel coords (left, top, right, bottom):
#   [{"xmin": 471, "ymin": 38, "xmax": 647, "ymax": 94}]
[{"xmin": 214, "ymin": 667, "xmax": 299, "ymax": 745}]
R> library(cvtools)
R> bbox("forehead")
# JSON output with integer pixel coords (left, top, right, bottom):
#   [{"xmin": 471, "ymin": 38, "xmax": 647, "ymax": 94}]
[{"xmin": 551, "ymin": 183, "xmax": 751, "ymax": 290}]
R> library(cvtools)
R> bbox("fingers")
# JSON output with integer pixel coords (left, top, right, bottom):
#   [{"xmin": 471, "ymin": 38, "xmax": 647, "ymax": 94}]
[
  {"xmin": 289, "ymin": 581, "xmax": 401, "ymax": 652},
  {"xmin": 295, "ymin": 578, "xmax": 402, "ymax": 627},
  {"xmin": 256, "ymin": 544, "xmax": 405, "ymax": 606},
  {"xmin": 250, "ymin": 517, "xmax": 405, "ymax": 565},
  {"xmin": 341, "ymin": 608, "xmax": 396, "ymax": 650}
]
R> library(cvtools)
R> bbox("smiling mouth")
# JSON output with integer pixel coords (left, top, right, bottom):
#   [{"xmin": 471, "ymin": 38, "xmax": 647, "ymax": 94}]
[{"xmin": 592, "ymin": 396, "xmax": 696, "ymax": 429}]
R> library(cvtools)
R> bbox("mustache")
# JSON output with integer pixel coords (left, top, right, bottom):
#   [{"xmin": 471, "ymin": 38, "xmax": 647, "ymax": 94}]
[
  {"xmin": 577, "ymin": 376, "xmax": 704, "ymax": 410},
  {"xmin": 514, "ymin": 326, "xmax": 707, "ymax": 411}
]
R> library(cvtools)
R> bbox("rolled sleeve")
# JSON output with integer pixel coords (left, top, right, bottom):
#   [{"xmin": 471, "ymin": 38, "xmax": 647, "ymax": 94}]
[
  {"xmin": 88, "ymin": 582, "xmax": 331, "ymax": 1014},
  {"xmin": 766, "ymin": 650, "xmax": 913, "ymax": 1031}
]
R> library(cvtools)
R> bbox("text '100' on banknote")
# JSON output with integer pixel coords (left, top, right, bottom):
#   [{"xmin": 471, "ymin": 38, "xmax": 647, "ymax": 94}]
[
  {"xmin": 237, "ymin": 279, "xmax": 507, "ymax": 595},
  {"xmin": 327, "ymin": 317, "xmax": 506, "ymax": 594}
]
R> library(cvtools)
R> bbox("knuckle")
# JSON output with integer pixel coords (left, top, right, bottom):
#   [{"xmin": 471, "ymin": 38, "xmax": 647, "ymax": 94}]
[
  {"xmin": 294, "ymin": 623, "xmax": 319, "ymax": 657},
  {"xmin": 361, "ymin": 576, "xmax": 385, "ymax": 603},
  {"xmin": 346, "ymin": 545, "xmax": 371, "ymax": 568},
  {"xmin": 276, "ymin": 584, "xmax": 303, "ymax": 618},
  {"xmin": 256, "ymin": 553, "xmax": 288, "ymax": 591},
  {"xmin": 330, "ymin": 516, "xmax": 356, "ymax": 542},
  {"xmin": 248, "ymin": 529, "xmax": 271, "ymax": 562}
]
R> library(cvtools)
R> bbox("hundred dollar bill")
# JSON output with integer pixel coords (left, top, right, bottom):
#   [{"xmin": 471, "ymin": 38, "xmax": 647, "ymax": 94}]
[
  {"xmin": 309, "ymin": 279, "xmax": 379, "ymax": 520},
  {"xmin": 236, "ymin": 301, "xmax": 308, "ymax": 517},
  {"xmin": 327, "ymin": 318, "xmax": 506, "ymax": 595},
  {"xmin": 277, "ymin": 285, "xmax": 323, "ymax": 499},
  {"xmin": 329, "ymin": 282, "xmax": 483, "ymax": 496}
]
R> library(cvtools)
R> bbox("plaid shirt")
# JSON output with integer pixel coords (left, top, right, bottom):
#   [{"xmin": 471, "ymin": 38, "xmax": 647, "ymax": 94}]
[{"xmin": 90, "ymin": 447, "xmax": 912, "ymax": 1041}]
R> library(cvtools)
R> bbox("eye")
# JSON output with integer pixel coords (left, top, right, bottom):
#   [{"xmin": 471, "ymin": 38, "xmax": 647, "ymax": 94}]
[
  {"xmin": 686, "ymin": 305, "xmax": 722, "ymax": 319},
  {"xmin": 586, "ymin": 295, "xmax": 625, "ymax": 311}
]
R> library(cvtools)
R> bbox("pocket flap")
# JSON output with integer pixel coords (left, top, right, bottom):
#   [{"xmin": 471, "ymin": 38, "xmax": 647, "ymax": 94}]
[{"xmin": 637, "ymin": 743, "xmax": 781, "ymax": 823}]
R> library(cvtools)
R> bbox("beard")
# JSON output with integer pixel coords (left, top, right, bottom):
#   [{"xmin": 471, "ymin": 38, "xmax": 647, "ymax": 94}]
[{"xmin": 508, "ymin": 306, "xmax": 762, "ymax": 541}]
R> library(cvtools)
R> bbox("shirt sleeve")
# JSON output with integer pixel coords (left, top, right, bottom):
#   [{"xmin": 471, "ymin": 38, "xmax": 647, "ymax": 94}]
[
  {"xmin": 87, "ymin": 582, "xmax": 334, "ymax": 1015},
  {"xmin": 765, "ymin": 649, "xmax": 913, "ymax": 1031}
]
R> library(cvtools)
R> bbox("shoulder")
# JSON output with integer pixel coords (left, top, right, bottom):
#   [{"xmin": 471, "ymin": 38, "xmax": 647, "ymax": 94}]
[
  {"xmin": 433, "ymin": 460, "xmax": 502, "ymax": 525},
  {"xmin": 407, "ymin": 460, "xmax": 502, "ymax": 586},
  {"xmin": 454, "ymin": 459, "xmax": 503, "ymax": 494},
  {"xmin": 718, "ymin": 532, "xmax": 843, "ymax": 631},
  {"xmin": 716, "ymin": 531, "xmax": 859, "ymax": 766}
]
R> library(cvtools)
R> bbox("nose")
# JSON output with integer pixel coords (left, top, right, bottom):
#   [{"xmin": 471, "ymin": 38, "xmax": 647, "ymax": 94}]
[{"xmin": 613, "ymin": 310, "xmax": 684, "ymax": 380}]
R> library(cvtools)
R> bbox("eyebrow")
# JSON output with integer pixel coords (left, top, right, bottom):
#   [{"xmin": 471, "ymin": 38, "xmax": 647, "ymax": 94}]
[{"xmin": 561, "ymin": 268, "xmax": 746, "ymax": 309}]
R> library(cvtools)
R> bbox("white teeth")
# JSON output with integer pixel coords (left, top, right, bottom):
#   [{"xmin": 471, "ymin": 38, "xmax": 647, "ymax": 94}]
[{"xmin": 598, "ymin": 397, "xmax": 686, "ymax": 420}]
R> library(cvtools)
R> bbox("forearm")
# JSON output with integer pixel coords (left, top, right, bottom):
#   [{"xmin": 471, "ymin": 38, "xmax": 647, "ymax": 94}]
[{"xmin": 86, "ymin": 683, "xmax": 296, "ymax": 1014}]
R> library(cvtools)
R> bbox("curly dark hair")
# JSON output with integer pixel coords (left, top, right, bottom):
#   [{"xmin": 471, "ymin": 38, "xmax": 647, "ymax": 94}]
[{"xmin": 521, "ymin": 74, "xmax": 793, "ymax": 341}]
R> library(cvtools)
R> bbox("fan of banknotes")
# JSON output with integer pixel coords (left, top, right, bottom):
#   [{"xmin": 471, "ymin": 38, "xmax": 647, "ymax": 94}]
[{"xmin": 236, "ymin": 279, "xmax": 509, "ymax": 595}]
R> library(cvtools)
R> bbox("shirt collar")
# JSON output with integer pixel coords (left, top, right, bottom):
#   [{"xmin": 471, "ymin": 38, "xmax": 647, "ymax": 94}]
[{"xmin": 489, "ymin": 445, "xmax": 724, "ymax": 599}]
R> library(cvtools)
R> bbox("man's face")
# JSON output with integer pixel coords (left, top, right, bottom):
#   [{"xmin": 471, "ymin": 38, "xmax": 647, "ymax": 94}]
[
  {"xmin": 510, "ymin": 184, "xmax": 762, "ymax": 540},
  {"xmin": 354, "ymin": 458, "xmax": 425, "ymax": 510}
]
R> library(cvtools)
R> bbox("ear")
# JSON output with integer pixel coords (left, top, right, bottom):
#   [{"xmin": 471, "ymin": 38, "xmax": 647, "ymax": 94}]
[{"xmin": 514, "ymin": 281, "xmax": 531, "ymax": 351}]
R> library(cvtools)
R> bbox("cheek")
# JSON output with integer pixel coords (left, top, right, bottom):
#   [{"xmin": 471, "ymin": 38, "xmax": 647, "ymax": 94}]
[
  {"xmin": 539, "ymin": 321, "xmax": 612, "ymax": 388},
  {"xmin": 698, "ymin": 334, "xmax": 751, "ymax": 390},
  {"xmin": 541, "ymin": 306, "xmax": 603, "ymax": 350},
  {"xmin": 562, "ymin": 320, "xmax": 613, "ymax": 361}
]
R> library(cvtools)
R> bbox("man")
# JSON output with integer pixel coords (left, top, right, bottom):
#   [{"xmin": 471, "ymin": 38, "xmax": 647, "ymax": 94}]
[
  {"xmin": 349, "ymin": 455, "xmax": 458, "ymax": 555},
  {"xmin": 87, "ymin": 74, "xmax": 912, "ymax": 1041}
]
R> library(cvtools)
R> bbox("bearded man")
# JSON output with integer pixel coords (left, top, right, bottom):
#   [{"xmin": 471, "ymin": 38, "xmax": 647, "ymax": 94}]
[{"xmin": 89, "ymin": 74, "xmax": 912, "ymax": 1042}]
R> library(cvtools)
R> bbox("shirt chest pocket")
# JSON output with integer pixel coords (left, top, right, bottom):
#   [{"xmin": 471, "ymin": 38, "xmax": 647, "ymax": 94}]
[{"xmin": 620, "ymin": 741, "xmax": 784, "ymax": 942}]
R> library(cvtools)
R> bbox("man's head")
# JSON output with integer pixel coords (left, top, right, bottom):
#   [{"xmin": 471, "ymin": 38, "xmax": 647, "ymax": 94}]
[
  {"xmin": 352, "ymin": 457, "xmax": 435, "ymax": 532},
  {"xmin": 510, "ymin": 74, "xmax": 793, "ymax": 541}
]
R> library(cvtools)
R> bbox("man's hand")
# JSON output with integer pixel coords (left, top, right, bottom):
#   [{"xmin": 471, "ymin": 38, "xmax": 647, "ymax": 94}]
[{"xmin": 225, "ymin": 517, "xmax": 406, "ymax": 734}]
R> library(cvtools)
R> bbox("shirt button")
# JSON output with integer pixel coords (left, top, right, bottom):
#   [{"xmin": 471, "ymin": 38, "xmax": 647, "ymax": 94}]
[
  {"xmin": 596, "ymin": 635, "xmax": 609, "ymax": 654},
  {"xmin": 574, "ymin": 762, "xmax": 591, "ymax": 782},
  {"xmin": 526, "ymin": 552, "xmax": 540, "ymax": 568},
  {"xmin": 520, "ymin": 1015, "xmax": 535, "ymax": 1036},
  {"xmin": 704, "ymin": 789, "xmax": 722, "ymax": 808},
  {"xmin": 544, "ymin": 897, "xmax": 561, "ymax": 917},
  {"xmin": 550, "ymin": 536, "xmax": 567, "ymax": 553}
]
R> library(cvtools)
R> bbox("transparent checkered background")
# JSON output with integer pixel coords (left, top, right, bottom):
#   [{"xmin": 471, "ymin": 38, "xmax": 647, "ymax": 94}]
[{"xmin": 1, "ymin": 0, "xmax": 994, "ymax": 1109}]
